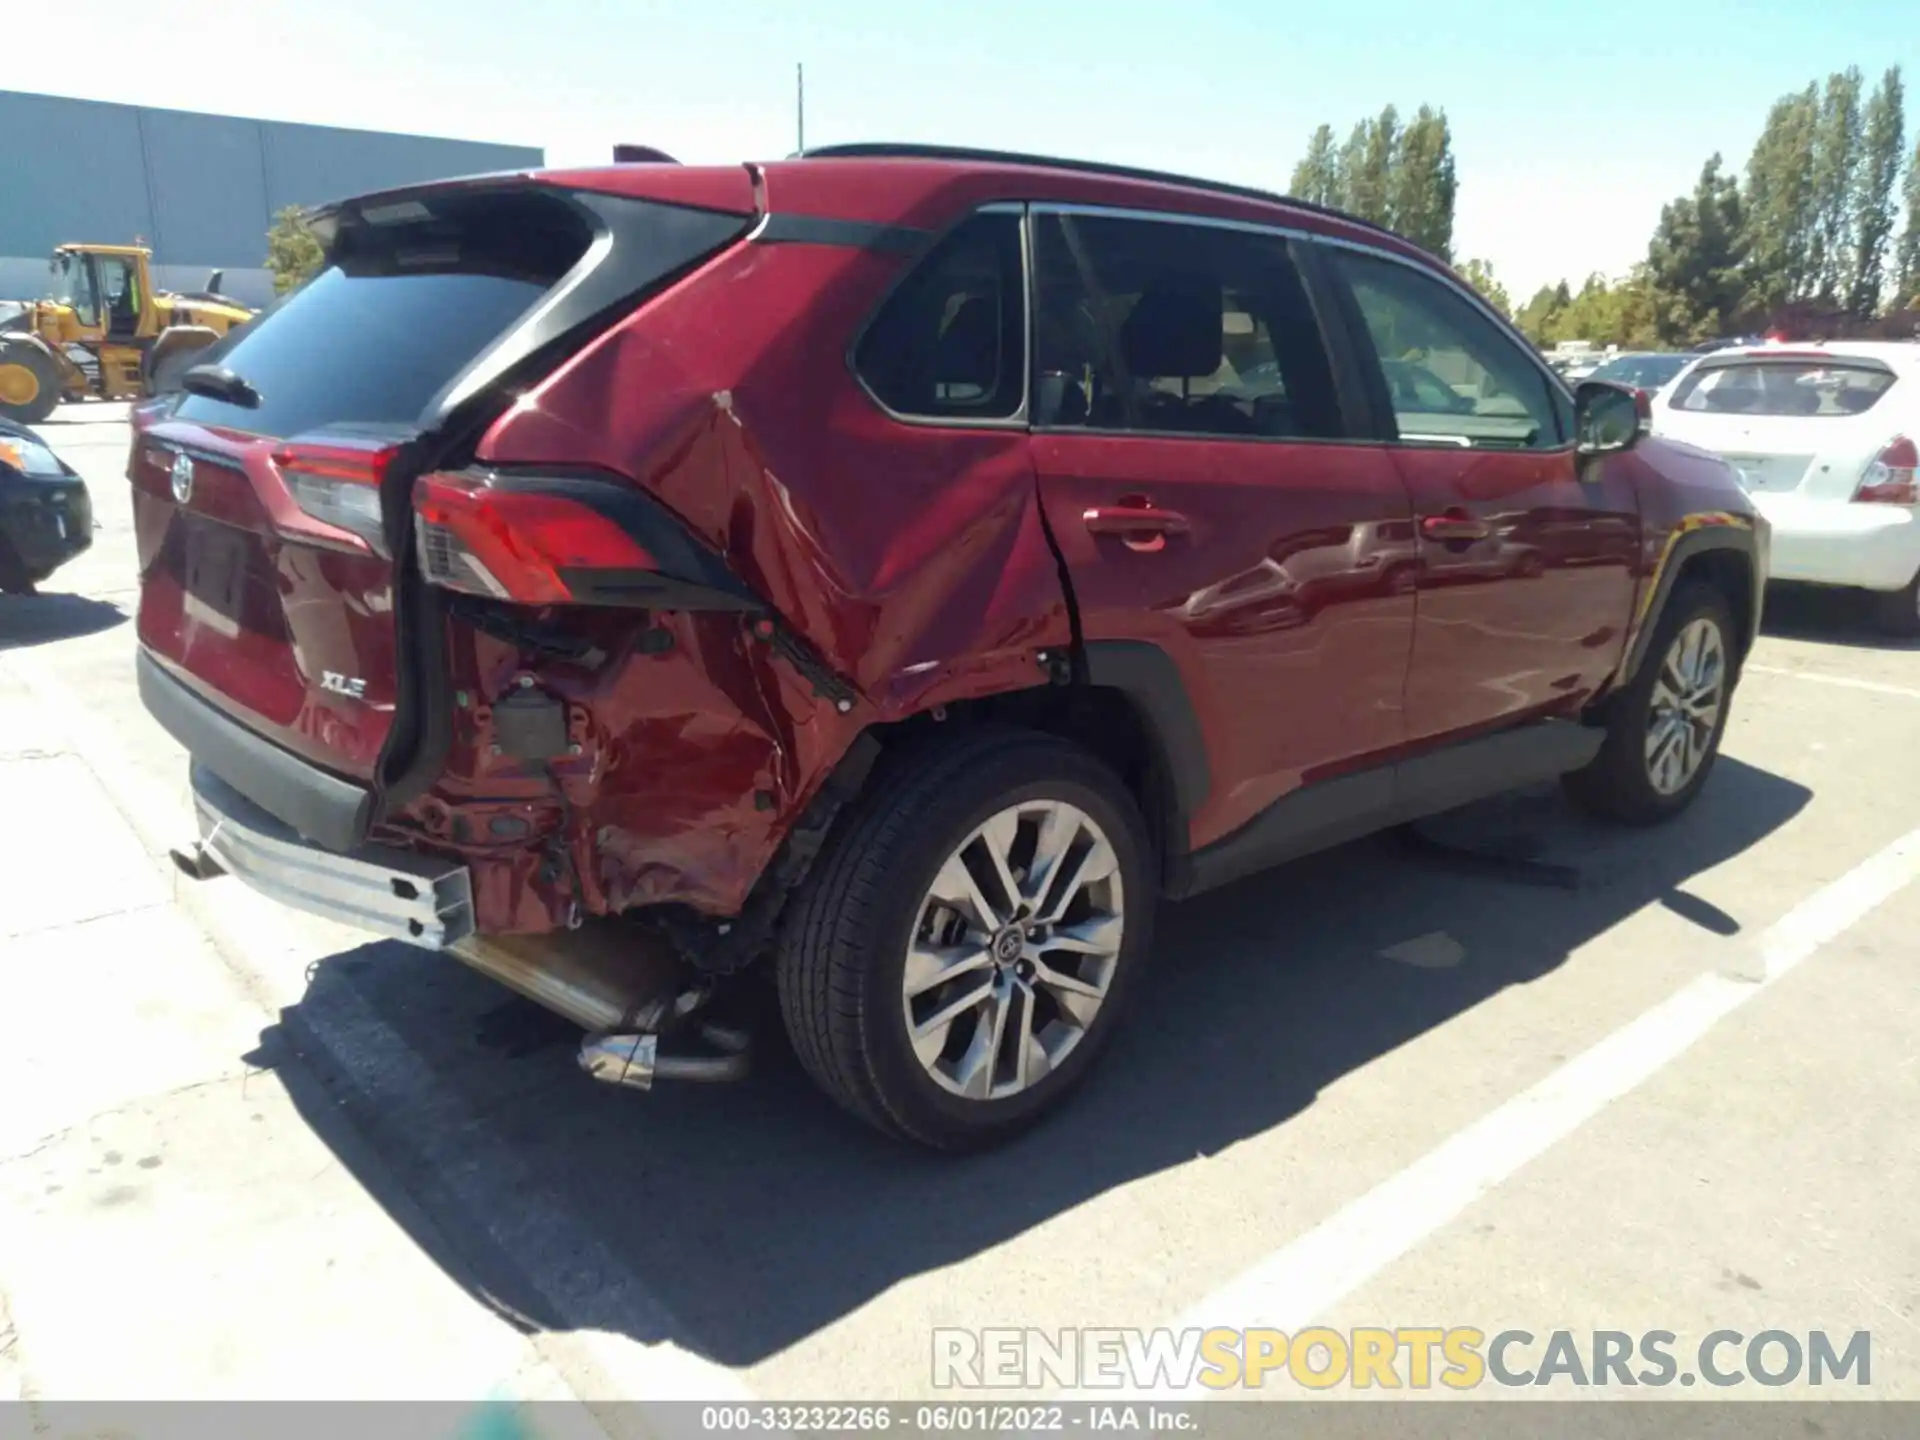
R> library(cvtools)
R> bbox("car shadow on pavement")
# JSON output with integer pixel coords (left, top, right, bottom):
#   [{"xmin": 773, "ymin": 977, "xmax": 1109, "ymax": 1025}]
[
  {"xmin": 0, "ymin": 593, "xmax": 125, "ymax": 650},
  {"xmin": 1761, "ymin": 582, "xmax": 1920, "ymax": 650},
  {"xmin": 255, "ymin": 754, "xmax": 1809, "ymax": 1370}
]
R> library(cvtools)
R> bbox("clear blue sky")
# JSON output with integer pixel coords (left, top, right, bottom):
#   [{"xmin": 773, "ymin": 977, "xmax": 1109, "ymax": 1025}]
[{"xmin": 18, "ymin": 0, "xmax": 1920, "ymax": 297}]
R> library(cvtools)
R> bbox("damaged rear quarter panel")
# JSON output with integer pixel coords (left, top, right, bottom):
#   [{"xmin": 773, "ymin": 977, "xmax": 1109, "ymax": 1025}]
[{"xmin": 454, "ymin": 230, "xmax": 1071, "ymax": 922}]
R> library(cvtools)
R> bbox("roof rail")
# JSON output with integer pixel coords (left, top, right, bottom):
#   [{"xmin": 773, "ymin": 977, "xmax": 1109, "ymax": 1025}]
[{"xmin": 790, "ymin": 142, "xmax": 1405, "ymax": 245}]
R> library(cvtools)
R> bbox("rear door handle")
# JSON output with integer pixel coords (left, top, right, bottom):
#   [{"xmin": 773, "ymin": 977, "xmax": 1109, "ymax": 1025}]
[
  {"xmin": 1084, "ymin": 505, "xmax": 1191, "ymax": 537},
  {"xmin": 1420, "ymin": 510, "xmax": 1491, "ymax": 543}
]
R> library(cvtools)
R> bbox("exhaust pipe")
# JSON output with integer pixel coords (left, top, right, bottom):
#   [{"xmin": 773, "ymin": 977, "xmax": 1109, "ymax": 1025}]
[
  {"xmin": 447, "ymin": 922, "xmax": 754, "ymax": 1087},
  {"xmin": 580, "ymin": 1022, "xmax": 752, "ymax": 1090},
  {"xmin": 447, "ymin": 923, "xmax": 679, "ymax": 1033}
]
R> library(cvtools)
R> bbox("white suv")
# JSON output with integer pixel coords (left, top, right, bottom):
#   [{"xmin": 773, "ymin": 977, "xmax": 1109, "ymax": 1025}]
[{"xmin": 1653, "ymin": 342, "xmax": 1920, "ymax": 635}]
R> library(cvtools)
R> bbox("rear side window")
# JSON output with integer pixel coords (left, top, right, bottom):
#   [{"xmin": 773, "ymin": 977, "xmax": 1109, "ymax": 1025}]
[
  {"xmin": 853, "ymin": 212, "xmax": 1025, "ymax": 421},
  {"xmin": 1668, "ymin": 359, "xmax": 1896, "ymax": 417},
  {"xmin": 1030, "ymin": 212, "xmax": 1344, "ymax": 440},
  {"xmin": 1334, "ymin": 250, "xmax": 1563, "ymax": 450}
]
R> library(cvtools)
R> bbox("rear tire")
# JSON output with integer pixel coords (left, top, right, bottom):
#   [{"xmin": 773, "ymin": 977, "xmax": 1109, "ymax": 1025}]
[
  {"xmin": 775, "ymin": 727, "xmax": 1156, "ymax": 1150},
  {"xmin": 1873, "ymin": 570, "xmax": 1920, "ymax": 639},
  {"xmin": 1564, "ymin": 583, "xmax": 1736, "ymax": 825},
  {"xmin": 0, "ymin": 341, "xmax": 61, "ymax": 425}
]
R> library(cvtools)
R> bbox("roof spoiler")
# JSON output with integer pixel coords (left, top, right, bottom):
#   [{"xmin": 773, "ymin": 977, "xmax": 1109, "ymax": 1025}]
[{"xmin": 613, "ymin": 145, "xmax": 680, "ymax": 164}]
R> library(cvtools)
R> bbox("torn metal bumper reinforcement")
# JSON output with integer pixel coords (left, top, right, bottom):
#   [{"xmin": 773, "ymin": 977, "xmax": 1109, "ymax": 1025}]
[
  {"xmin": 182, "ymin": 763, "xmax": 476, "ymax": 946},
  {"xmin": 175, "ymin": 762, "xmax": 752, "ymax": 1087}
]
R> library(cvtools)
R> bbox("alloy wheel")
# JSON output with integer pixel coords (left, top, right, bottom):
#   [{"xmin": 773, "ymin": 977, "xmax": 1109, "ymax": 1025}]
[
  {"xmin": 900, "ymin": 799, "xmax": 1125, "ymax": 1101},
  {"xmin": 1645, "ymin": 617, "xmax": 1726, "ymax": 795}
]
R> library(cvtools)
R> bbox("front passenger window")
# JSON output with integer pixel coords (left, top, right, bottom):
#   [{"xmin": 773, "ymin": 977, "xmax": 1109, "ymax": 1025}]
[{"xmin": 1334, "ymin": 251, "xmax": 1562, "ymax": 450}]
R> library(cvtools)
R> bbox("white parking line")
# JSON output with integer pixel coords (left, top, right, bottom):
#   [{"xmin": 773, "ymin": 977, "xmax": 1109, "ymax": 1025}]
[
  {"xmin": 1164, "ymin": 821, "xmax": 1920, "ymax": 1350},
  {"xmin": 1746, "ymin": 663, "xmax": 1920, "ymax": 701}
]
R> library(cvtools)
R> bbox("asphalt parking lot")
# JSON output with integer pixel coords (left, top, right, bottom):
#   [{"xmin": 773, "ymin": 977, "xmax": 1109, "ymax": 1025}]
[{"xmin": 2, "ymin": 402, "xmax": 1917, "ymax": 1419}]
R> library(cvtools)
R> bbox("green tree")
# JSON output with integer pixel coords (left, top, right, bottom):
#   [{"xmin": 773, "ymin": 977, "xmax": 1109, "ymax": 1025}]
[
  {"xmin": 1849, "ymin": 66, "xmax": 1905, "ymax": 316},
  {"xmin": 1645, "ymin": 155, "xmax": 1747, "ymax": 343},
  {"xmin": 1898, "ymin": 129, "xmax": 1920, "ymax": 307},
  {"xmin": 1291, "ymin": 102, "xmax": 1455, "ymax": 254},
  {"xmin": 1743, "ymin": 84, "xmax": 1821, "ymax": 309},
  {"xmin": 1457, "ymin": 258, "xmax": 1510, "ymax": 317},
  {"xmin": 1393, "ymin": 105, "xmax": 1457, "ymax": 259},
  {"xmin": 1514, "ymin": 283, "xmax": 1565, "ymax": 343},
  {"xmin": 1289, "ymin": 124, "xmax": 1343, "ymax": 208},
  {"xmin": 1810, "ymin": 67, "xmax": 1865, "ymax": 302},
  {"xmin": 1343, "ymin": 106, "xmax": 1401, "ymax": 226},
  {"xmin": 265, "ymin": 205, "xmax": 324, "ymax": 295}
]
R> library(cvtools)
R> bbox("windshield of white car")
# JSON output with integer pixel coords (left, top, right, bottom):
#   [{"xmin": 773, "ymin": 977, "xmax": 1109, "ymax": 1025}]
[{"xmin": 1667, "ymin": 359, "xmax": 1896, "ymax": 417}]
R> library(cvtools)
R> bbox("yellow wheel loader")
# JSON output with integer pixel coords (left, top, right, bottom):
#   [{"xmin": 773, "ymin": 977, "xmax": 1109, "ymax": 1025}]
[{"xmin": 0, "ymin": 244, "xmax": 256, "ymax": 424}]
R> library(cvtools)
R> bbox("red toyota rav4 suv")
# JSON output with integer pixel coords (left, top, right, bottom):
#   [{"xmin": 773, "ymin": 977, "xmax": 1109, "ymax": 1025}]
[{"xmin": 132, "ymin": 145, "xmax": 1766, "ymax": 1149}]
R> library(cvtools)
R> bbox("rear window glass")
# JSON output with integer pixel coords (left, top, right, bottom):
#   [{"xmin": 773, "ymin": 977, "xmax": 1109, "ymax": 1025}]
[
  {"xmin": 173, "ymin": 190, "xmax": 595, "ymax": 439},
  {"xmin": 1668, "ymin": 360, "xmax": 1896, "ymax": 417}
]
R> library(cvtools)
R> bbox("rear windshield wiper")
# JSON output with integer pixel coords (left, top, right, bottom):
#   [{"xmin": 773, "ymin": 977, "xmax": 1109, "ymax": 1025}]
[{"xmin": 181, "ymin": 364, "xmax": 262, "ymax": 410}]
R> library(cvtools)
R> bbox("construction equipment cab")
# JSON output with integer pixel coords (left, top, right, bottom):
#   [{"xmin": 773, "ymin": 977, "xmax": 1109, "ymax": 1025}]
[{"xmin": 0, "ymin": 244, "xmax": 254, "ymax": 424}]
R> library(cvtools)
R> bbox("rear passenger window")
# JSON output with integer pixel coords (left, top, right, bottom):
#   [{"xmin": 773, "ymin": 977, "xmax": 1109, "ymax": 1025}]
[
  {"xmin": 1030, "ymin": 212, "xmax": 1345, "ymax": 441},
  {"xmin": 1333, "ymin": 251, "xmax": 1563, "ymax": 450},
  {"xmin": 854, "ymin": 213, "xmax": 1025, "ymax": 421}
]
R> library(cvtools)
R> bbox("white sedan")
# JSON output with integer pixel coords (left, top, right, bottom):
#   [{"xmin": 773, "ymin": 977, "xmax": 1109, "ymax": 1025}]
[{"xmin": 1651, "ymin": 342, "xmax": 1920, "ymax": 635}]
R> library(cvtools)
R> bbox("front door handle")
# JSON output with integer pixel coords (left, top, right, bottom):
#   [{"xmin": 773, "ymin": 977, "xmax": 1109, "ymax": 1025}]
[
  {"xmin": 1083, "ymin": 504, "xmax": 1191, "ymax": 554},
  {"xmin": 1420, "ymin": 510, "xmax": 1491, "ymax": 543}
]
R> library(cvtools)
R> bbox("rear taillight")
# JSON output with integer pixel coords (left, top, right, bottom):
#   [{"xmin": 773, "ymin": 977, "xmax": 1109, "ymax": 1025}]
[
  {"xmin": 411, "ymin": 471, "xmax": 656, "ymax": 604},
  {"xmin": 1856, "ymin": 436, "xmax": 1919, "ymax": 505},
  {"xmin": 273, "ymin": 438, "xmax": 402, "ymax": 552}
]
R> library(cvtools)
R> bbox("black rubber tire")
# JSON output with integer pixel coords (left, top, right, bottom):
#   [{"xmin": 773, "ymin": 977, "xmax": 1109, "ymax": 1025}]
[
  {"xmin": 1873, "ymin": 570, "xmax": 1920, "ymax": 639},
  {"xmin": 774, "ymin": 727, "xmax": 1156, "ymax": 1151},
  {"xmin": 1564, "ymin": 582, "xmax": 1737, "ymax": 825},
  {"xmin": 0, "ymin": 535, "xmax": 38, "ymax": 595},
  {"xmin": 0, "ymin": 341, "xmax": 61, "ymax": 425}
]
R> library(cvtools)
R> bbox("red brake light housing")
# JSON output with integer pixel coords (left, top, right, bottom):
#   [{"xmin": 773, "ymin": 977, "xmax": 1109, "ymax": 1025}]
[
  {"xmin": 411, "ymin": 469, "xmax": 758, "ymax": 612},
  {"xmin": 1856, "ymin": 436, "xmax": 1919, "ymax": 505},
  {"xmin": 273, "ymin": 436, "xmax": 405, "ymax": 553}
]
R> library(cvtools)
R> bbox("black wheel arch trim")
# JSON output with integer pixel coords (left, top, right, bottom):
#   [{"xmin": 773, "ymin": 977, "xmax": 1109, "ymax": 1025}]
[
  {"xmin": 1618, "ymin": 523, "xmax": 1764, "ymax": 691},
  {"xmin": 1081, "ymin": 639, "xmax": 1211, "ymax": 874}
]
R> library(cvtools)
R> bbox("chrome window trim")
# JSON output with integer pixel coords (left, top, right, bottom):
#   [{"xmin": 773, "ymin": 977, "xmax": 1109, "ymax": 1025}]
[
  {"xmin": 1029, "ymin": 200, "xmax": 1576, "ymax": 451},
  {"xmin": 845, "ymin": 201, "xmax": 1031, "ymax": 432},
  {"xmin": 1025, "ymin": 201, "xmax": 1362, "ymax": 447}
]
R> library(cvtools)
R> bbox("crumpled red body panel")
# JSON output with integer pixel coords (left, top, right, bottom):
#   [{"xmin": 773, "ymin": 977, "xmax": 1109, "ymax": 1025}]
[{"xmin": 399, "ymin": 236, "xmax": 1071, "ymax": 931}]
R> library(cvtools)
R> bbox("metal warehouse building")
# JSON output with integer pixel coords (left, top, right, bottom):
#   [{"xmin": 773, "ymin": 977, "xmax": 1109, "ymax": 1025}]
[{"xmin": 0, "ymin": 91, "xmax": 543, "ymax": 309}]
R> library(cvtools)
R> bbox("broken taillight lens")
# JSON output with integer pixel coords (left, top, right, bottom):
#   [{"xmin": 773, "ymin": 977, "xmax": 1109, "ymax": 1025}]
[
  {"xmin": 272, "ymin": 438, "xmax": 402, "ymax": 552},
  {"xmin": 1856, "ymin": 436, "xmax": 1919, "ymax": 505},
  {"xmin": 411, "ymin": 471, "xmax": 656, "ymax": 604}
]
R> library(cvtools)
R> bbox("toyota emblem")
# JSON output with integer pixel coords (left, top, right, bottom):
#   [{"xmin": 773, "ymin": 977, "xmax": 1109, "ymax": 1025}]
[{"xmin": 170, "ymin": 451, "xmax": 194, "ymax": 504}]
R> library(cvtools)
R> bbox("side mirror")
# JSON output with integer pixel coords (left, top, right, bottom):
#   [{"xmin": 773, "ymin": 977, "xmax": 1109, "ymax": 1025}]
[{"xmin": 1574, "ymin": 380, "xmax": 1646, "ymax": 455}]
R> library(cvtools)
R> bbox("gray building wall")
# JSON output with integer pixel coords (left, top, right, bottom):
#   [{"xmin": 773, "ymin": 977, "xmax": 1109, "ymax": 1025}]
[{"xmin": 0, "ymin": 91, "xmax": 542, "ymax": 309}]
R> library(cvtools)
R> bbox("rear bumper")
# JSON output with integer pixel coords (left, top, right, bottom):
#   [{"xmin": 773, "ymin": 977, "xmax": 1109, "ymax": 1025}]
[
  {"xmin": 1754, "ymin": 496, "xmax": 1920, "ymax": 591},
  {"xmin": 192, "ymin": 762, "xmax": 475, "ymax": 948},
  {"xmin": 138, "ymin": 648, "xmax": 370, "ymax": 851}
]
